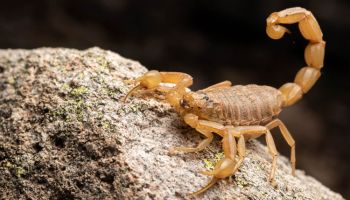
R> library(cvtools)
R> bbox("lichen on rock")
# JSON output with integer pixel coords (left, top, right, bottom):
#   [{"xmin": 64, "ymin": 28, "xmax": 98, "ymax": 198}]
[{"xmin": 0, "ymin": 47, "xmax": 345, "ymax": 200}]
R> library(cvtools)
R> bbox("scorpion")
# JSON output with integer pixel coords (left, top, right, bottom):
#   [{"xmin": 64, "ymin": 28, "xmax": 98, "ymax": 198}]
[{"xmin": 124, "ymin": 7, "xmax": 325, "ymax": 196}]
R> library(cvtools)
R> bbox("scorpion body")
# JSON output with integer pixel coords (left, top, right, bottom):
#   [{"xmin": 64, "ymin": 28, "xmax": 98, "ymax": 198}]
[
  {"xmin": 124, "ymin": 7, "xmax": 325, "ymax": 196},
  {"xmin": 185, "ymin": 85, "xmax": 283, "ymax": 126}
]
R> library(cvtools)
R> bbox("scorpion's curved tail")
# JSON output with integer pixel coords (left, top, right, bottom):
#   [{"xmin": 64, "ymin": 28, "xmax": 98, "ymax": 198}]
[{"xmin": 266, "ymin": 7, "xmax": 326, "ymax": 107}]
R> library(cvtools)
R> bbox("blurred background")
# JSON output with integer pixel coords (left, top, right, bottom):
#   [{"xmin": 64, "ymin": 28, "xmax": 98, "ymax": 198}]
[{"xmin": 0, "ymin": 0, "xmax": 349, "ymax": 198}]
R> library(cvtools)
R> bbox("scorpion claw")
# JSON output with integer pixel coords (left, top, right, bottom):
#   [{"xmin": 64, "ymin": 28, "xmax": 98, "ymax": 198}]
[{"xmin": 123, "ymin": 70, "xmax": 162, "ymax": 103}]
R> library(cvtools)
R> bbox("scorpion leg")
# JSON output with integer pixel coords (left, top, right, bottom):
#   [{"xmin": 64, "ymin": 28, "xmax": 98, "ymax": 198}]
[
  {"xmin": 170, "ymin": 113, "xmax": 224, "ymax": 154},
  {"xmin": 200, "ymin": 80, "xmax": 232, "ymax": 92},
  {"xmin": 226, "ymin": 133, "xmax": 246, "ymax": 179},
  {"xmin": 169, "ymin": 129, "xmax": 214, "ymax": 154},
  {"xmin": 265, "ymin": 130, "xmax": 279, "ymax": 184},
  {"xmin": 190, "ymin": 127, "xmax": 238, "ymax": 196},
  {"xmin": 193, "ymin": 126, "xmax": 268, "ymax": 196},
  {"xmin": 191, "ymin": 126, "xmax": 281, "ymax": 196},
  {"xmin": 232, "ymin": 126, "xmax": 279, "ymax": 183},
  {"xmin": 266, "ymin": 119, "xmax": 296, "ymax": 175},
  {"xmin": 203, "ymin": 126, "xmax": 279, "ymax": 181}
]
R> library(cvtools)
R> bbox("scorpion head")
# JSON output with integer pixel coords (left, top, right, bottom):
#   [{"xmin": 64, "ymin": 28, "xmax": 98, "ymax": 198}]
[{"xmin": 181, "ymin": 91, "xmax": 212, "ymax": 115}]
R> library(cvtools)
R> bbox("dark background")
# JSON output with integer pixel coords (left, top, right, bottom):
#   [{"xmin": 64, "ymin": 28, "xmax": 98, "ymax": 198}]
[{"xmin": 0, "ymin": 0, "xmax": 349, "ymax": 198}]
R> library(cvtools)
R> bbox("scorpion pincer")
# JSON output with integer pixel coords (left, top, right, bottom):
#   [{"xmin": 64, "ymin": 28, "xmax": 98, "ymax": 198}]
[{"xmin": 124, "ymin": 7, "xmax": 325, "ymax": 196}]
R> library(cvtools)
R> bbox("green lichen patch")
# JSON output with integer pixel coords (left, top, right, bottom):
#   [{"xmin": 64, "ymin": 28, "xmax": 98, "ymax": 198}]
[
  {"xmin": 70, "ymin": 86, "xmax": 89, "ymax": 98},
  {"xmin": 203, "ymin": 152, "xmax": 225, "ymax": 171},
  {"xmin": 50, "ymin": 99, "xmax": 88, "ymax": 122},
  {"xmin": 15, "ymin": 167, "xmax": 26, "ymax": 178},
  {"xmin": 2, "ymin": 161, "xmax": 13, "ymax": 169},
  {"xmin": 106, "ymin": 87, "xmax": 123, "ymax": 98},
  {"xmin": 61, "ymin": 83, "xmax": 70, "ymax": 91},
  {"xmin": 235, "ymin": 175, "xmax": 249, "ymax": 188},
  {"xmin": 2, "ymin": 161, "xmax": 27, "ymax": 178},
  {"xmin": 95, "ymin": 56, "xmax": 109, "ymax": 69},
  {"xmin": 116, "ymin": 102, "xmax": 149, "ymax": 115},
  {"xmin": 6, "ymin": 76, "xmax": 15, "ymax": 85}
]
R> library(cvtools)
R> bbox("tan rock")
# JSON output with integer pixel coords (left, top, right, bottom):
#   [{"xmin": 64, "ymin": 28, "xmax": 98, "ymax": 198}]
[{"xmin": 0, "ymin": 48, "xmax": 344, "ymax": 200}]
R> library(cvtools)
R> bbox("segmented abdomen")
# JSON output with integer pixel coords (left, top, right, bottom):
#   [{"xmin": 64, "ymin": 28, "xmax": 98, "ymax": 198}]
[{"xmin": 206, "ymin": 84, "xmax": 283, "ymax": 126}]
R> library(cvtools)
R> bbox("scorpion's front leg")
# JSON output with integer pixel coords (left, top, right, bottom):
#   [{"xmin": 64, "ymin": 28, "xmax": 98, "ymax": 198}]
[{"xmin": 170, "ymin": 113, "xmax": 225, "ymax": 154}]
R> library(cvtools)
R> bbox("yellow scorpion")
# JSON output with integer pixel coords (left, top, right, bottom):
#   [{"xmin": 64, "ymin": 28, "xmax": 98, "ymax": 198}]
[{"xmin": 124, "ymin": 7, "xmax": 325, "ymax": 196}]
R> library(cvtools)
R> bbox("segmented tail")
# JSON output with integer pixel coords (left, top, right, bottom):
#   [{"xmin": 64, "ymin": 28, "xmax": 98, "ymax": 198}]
[{"xmin": 266, "ymin": 7, "xmax": 325, "ymax": 107}]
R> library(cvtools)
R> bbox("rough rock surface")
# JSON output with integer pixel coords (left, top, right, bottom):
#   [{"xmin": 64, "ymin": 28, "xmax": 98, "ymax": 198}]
[{"xmin": 0, "ymin": 47, "xmax": 344, "ymax": 200}]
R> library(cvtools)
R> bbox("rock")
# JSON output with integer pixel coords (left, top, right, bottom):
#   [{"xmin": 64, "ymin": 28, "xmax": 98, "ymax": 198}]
[{"xmin": 0, "ymin": 47, "xmax": 344, "ymax": 200}]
